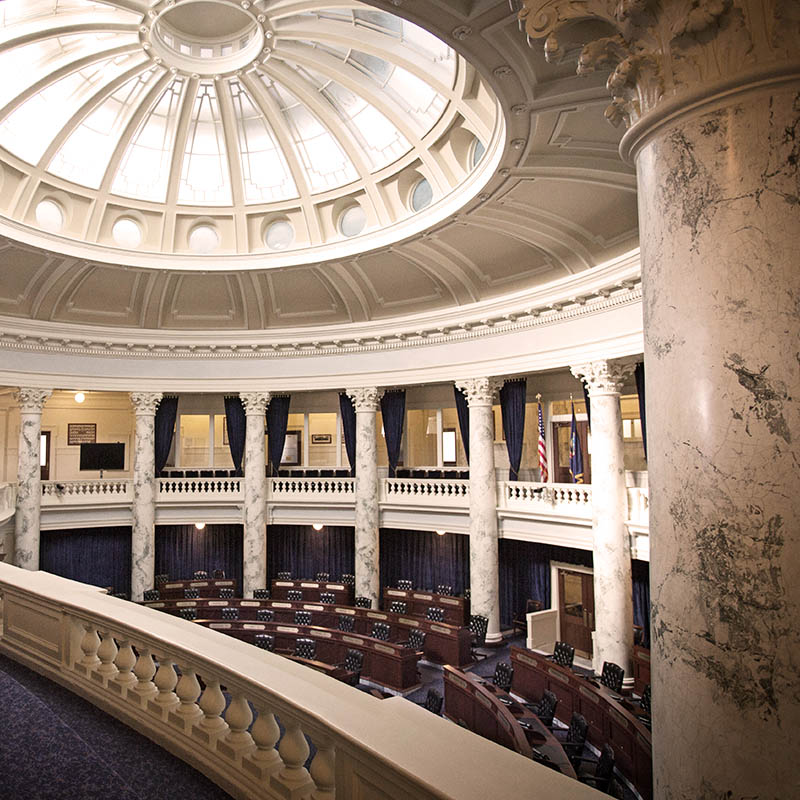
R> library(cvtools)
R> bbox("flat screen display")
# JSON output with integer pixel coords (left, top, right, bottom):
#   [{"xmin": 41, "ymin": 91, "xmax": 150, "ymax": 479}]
[{"xmin": 79, "ymin": 442, "xmax": 125, "ymax": 471}]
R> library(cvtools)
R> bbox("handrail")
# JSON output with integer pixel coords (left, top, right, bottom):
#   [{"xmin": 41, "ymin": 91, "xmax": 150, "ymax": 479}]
[{"xmin": 0, "ymin": 564, "xmax": 598, "ymax": 800}]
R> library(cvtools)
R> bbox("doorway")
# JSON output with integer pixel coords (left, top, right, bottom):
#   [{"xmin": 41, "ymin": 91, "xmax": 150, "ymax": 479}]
[
  {"xmin": 551, "ymin": 420, "xmax": 591, "ymax": 484},
  {"xmin": 557, "ymin": 568, "xmax": 595, "ymax": 658},
  {"xmin": 40, "ymin": 430, "xmax": 51, "ymax": 480}
]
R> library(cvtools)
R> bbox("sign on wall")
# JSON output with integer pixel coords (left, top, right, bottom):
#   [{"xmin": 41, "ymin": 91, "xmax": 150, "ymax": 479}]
[{"xmin": 67, "ymin": 423, "xmax": 96, "ymax": 445}]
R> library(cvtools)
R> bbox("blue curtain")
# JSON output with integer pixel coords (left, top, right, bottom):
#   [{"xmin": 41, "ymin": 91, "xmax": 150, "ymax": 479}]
[
  {"xmin": 453, "ymin": 385, "xmax": 470, "ymax": 463},
  {"xmin": 635, "ymin": 362, "xmax": 647, "ymax": 460},
  {"xmin": 155, "ymin": 524, "xmax": 243, "ymax": 591},
  {"xmin": 339, "ymin": 392, "xmax": 356, "ymax": 476},
  {"xmin": 379, "ymin": 528, "xmax": 470, "ymax": 597},
  {"xmin": 267, "ymin": 395, "xmax": 291, "ymax": 476},
  {"xmin": 632, "ymin": 558, "xmax": 651, "ymax": 648},
  {"xmin": 499, "ymin": 379, "xmax": 526, "ymax": 480},
  {"xmin": 380, "ymin": 390, "xmax": 405, "ymax": 478},
  {"xmin": 224, "ymin": 395, "xmax": 246, "ymax": 476},
  {"xmin": 40, "ymin": 527, "xmax": 132, "ymax": 596},
  {"xmin": 581, "ymin": 381, "xmax": 592, "ymax": 432},
  {"xmin": 267, "ymin": 525, "xmax": 355, "ymax": 583},
  {"xmin": 154, "ymin": 395, "xmax": 178, "ymax": 475}
]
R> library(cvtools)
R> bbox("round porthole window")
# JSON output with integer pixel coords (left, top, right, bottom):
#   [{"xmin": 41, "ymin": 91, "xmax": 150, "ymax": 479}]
[
  {"xmin": 35, "ymin": 199, "xmax": 64, "ymax": 233},
  {"xmin": 112, "ymin": 217, "xmax": 143, "ymax": 248},
  {"xmin": 339, "ymin": 205, "xmax": 366, "ymax": 238},
  {"xmin": 264, "ymin": 220, "xmax": 294, "ymax": 250},
  {"xmin": 411, "ymin": 178, "xmax": 433, "ymax": 212},
  {"xmin": 188, "ymin": 224, "xmax": 220, "ymax": 254}
]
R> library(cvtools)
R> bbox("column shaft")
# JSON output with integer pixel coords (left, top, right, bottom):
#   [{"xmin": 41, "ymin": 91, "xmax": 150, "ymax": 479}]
[{"xmin": 241, "ymin": 393, "xmax": 269, "ymax": 597}]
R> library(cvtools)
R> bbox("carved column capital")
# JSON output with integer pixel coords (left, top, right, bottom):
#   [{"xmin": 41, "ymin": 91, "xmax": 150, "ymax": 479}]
[
  {"xmin": 571, "ymin": 360, "xmax": 635, "ymax": 396},
  {"xmin": 130, "ymin": 392, "xmax": 162, "ymax": 416},
  {"xmin": 519, "ymin": 0, "xmax": 800, "ymax": 131},
  {"xmin": 346, "ymin": 387, "xmax": 381, "ymax": 412},
  {"xmin": 14, "ymin": 387, "xmax": 52, "ymax": 414},
  {"xmin": 240, "ymin": 392, "xmax": 270, "ymax": 415},
  {"xmin": 455, "ymin": 377, "xmax": 502, "ymax": 406}
]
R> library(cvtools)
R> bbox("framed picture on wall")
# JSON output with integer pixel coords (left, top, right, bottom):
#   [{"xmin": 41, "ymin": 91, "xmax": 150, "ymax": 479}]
[
  {"xmin": 68, "ymin": 423, "xmax": 96, "ymax": 445},
  {"xmin": 281, "ymin": 430, "xmax": 301, "ymax": 465},
  {"xmin": 311, "ymin": 433, "xmax": 332, "ymax": 444}
]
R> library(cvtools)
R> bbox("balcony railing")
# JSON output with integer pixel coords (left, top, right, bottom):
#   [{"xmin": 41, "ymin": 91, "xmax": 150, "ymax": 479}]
[{"xmin": 0, "ymin": 563, "xmax": 597, "ymax": 800}]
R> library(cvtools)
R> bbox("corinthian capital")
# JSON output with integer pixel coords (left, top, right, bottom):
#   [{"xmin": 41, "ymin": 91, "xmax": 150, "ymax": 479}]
[
  {"xmin": 130, "ymin": 392, "xmax": 162, "ymax": 415},
  {"xmin": 519, "ymin": 0, "xmax": 800, "ymax": 129},
  {"xmin": 455, "ymin": 377, "xmax": 501, "ymax": 406},
  {"xmin": 15, "ymin": 387, "xmax": 52, "ymax": 414},
  {"xmin": 346, "ymin": 387, "xmax": 380, "ymax": 412},
  {"xmin": 571, "ymin": 360, "xmax": 634, "ymax": 396},
  {"xmin": 240, "ymin": 392, "xmax": 270, "ymax": 415}
]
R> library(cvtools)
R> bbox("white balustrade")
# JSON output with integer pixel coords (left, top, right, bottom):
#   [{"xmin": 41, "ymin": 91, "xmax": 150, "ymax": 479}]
[
  {"xmin": 382, "ymin": 478, "xmax": 469, "ymax": 508},
  {"xmin": 41, "ymin": 479, "xmax": 132, "ymax": 506},
  {"xmin": 501, "ymin": 482, "xmax": 593, "ymax": 519},
  {"xmin": 0, "ymin": 562, "xmax": 599, "ymax": 800},
  {"xmin": 158, "ymin": 476, "xmax": 243, "ymax": 500},
  {"xmin": 268, "ymin": 477, "xmax": 355, "ymax": 503}
]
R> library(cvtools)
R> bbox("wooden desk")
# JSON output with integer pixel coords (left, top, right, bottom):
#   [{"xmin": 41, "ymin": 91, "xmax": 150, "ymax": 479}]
[
  {"xmin": 196, "ymin": 618, "xmax": 420, "ymax": 691},
  {"xmin": 382, "ymin": 587, "xmax": 468, "ymax": 626},
  {"xmin": 145, "ymin": 598, "xmax": 472, "ymax": 667},
  {"xmin": 443, "ymin": 666, "xmax": 575, "ymax": 779},
  {"xmin": 633, "ymin": 645, "xmax": 650, "ymax": 696},
  {"xmin": 510, "ymin": 646, "xmax": 652, "ymax": 799},
  {"xmin": 271, "ymin": 579, "xmax": 353, "ymax": 604},
  {"xmin": 281, "ymin": 654, "xmax": 354, "ymax": 683},
  {"xmin": 156, "ymin": 578, "xmax": 236, "ymax": 599}
]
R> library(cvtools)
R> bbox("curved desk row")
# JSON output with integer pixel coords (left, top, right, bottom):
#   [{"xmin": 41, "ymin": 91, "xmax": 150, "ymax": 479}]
[
  {"xmin": 155, "ymin": 578, "xmax": 236, "ymax": 599},
  {"xmin": 271, "ymin": 579, "xmax": 353, "ymax": 604},
  {"xmin": 442, "ymin": 666, "xmax": 575, "ymax": 779},
  {"xmin": 510, "ymin": 646, "xmax": 652, "ymax": 799},
  {"xmin": 195, "ymin": 618, "xmax": 420, "ymax": 691},
  {"xmin": 382, "ymin": 588, "xmax": 468, "ymax": 626},
  {"xmin": 145, "ymin": 597, "xmax": 472, "ymax": 666}
]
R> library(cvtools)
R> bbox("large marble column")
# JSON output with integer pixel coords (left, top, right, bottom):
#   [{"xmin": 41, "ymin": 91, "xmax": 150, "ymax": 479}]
[
  {"xmin": 571, "ymin": 360, "xmax": 634, "ymax": 678},
  {"xmin": 130, "ymin": 392, "xmax": 161, "ymax": 601},
  {"xmin": 521, "ymin": 2, "xmax": 800, "ymax": 796},
  {"xmin": 13, "ymin": 387, "xmax": 51, "ymax": 570},
  {"xmin": 346, "ymin": 387, "xmax": 380, "ymax": 605},
  {"xmin": 456, "ymin": 378, "xmax": 502, "ymax": 644},
  {"xmin": 241, "ymin": 392, "xmax": 269, "ymax": 598}
]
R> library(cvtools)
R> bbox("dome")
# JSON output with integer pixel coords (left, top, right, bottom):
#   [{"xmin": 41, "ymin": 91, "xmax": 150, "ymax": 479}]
[{"xmin": 0, "ymin": 0, "xmax": 503, "ymax": 270}]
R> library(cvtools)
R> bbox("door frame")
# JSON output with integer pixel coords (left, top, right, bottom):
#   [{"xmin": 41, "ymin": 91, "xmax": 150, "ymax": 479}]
[
  {"xmin": 550, "ymin": 560, "xmax": 594, "ymax": 657},
  {"xmin": 40, "ymin": 429, "xmax": 52, "ymax": 481}
]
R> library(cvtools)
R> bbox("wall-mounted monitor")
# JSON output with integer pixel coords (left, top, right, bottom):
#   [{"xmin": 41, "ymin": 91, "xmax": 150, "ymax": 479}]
[{"xmin": 79, "ymin": 442, "xmax": 125, "ymax": 472}]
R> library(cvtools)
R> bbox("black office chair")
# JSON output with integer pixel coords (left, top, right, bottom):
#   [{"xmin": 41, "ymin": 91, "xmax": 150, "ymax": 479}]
[
  {"xmin": 404, "ymin": 628, "xmax": 426, "ymax": 652},
  {"xmin": 277, "ymin": 571, "xmax": 292, "ymax": 580},
  {"xmin": 389, "ymin": 601, "xmax": 407, "ymax": 614},
  {"xmin": 418, "ymin": 688, "xmax": 443, "ymax": 715},
  {"xmin": 354, "ymin": 596, "xmax": 371, "ymax": 609},
  {"xmin": 253, "ymin": 588, "xmax": 271, "ymax": 600},
  {"xmin": 256, "ymin": 608, "xmax": 274, "ymax": 622},
  {"xmin": 468, "ymin": 614, "xmax": 489, "ymax": 660},
  {"xmin": 640, "ymin": 683, "xmax": 652, "ymax": 716},
  {"xmin": 212, "ymin": 569, "xmax": 225, "ymax": 579},
  {"xmin": 397, "ymin": 579, "xmax": 413, "ymax": 590},
  {"xmin": 222, "ymin": 607, "xmax": 239, "ymax": 620},
  {"xmin": 338, "ymin": 614, "xmax": 355, "ymax": 632},
  {"xmin": 576, "ymin": 743, "xmax": 616, "ymax": 793},
  {"xmin": 426, "ymin": 606, "xmax": 445, "ymax": 622},
  {"xmin": 492, "ymin": 661, "xmax": 514, "ymax": 693},
  {"xmin": 193, "ymin": 570, "xmax": 209, "ymax": 579},
  {"xmin": 287, "ymin": 589, "xmax": 303, "ymax": 601},
  {"xmin": 315, "ymin": 572, "xmax": 330, "ymax": 582},
  {"xmin": 295, "ymin": 638, "xmax": 316, "ymax": 660},
  {"xmin": 599, "ymin": 661, "xmax": 625, "ymax": 694},
  {"xmin": 154, "ymin": 574, "xmax": 169, "ymax": 586},
  {"xmin": 341, "ymin": 648, "xmax": 363, "ymax": 686},
  {"xmin": 557, "ymin": 712, "xmax": 589, "ymax": 765},
  {"xmin": 340, "ymin": 573, "xmax": 355, "ymax": 586},
  {"xmin": 143, "ymin": 589, "xmax": 160, "ymax": 601},
  {"xmin": 219, "ymin": 587, "xmax": 234, "ymax": 599},
  {"xmin": 436, "ymin": 584, "xmax": 453, "ymax": 596},
  {"xmin": 527, "ymin": 689, "xmax": 558, "ymax": 727},
  {"xmin": 295, "ymin": 610, "xmax": 312, "ymax": 626},
  {"xmin": 179, "ymin": 607, "xmax": 197, "ymax": 621},
  {"xmin": 319, "ymin": 592, "xmax": 335, "ymax": 604},
  {"xmin": 254, "ymin": 634, "xmax": 275, "ymax": 652},
  {"xmin": 371, "ymin": 622, "xmax": 391, "ymax": 641},
  {"xmin": 551, "ymin": 641, "xmax": 575, "ymax": 669},
  {"xmin": 184, "ymin": 587, "xmax": 200, "ymax": 599}
]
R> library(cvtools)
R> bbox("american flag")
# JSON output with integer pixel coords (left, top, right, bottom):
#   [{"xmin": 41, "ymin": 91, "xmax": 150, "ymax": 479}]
[{"xmin": 537, "ymin": 399, "xmax": 548, "ymax": 482}]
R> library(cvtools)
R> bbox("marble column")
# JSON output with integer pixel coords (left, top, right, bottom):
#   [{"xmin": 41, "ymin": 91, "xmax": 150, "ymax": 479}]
[
  {"xmin": 346, "ymin": 387, "xmax": 380, "ymax": 605},
  {"xmin": 520, "ymin": 2, "xmax": 800, "ymax": 796},
  {"xmin": 456, "ymin": 378, "xmax": 502, "ymax": 644},
  {"xmin": 241, "ymin": 392, "xmax": 269, "ymax": 598},
  {"xmin": 13, "ymin": 387, "xmax": 51, "ymax": 570},
  {"xmin": 571, "ymin": 360, "xmax": 634, "ymax": 678},
  {"xmin": 130, "ymin": 392, "xmax": 161, "ymax": 601}
]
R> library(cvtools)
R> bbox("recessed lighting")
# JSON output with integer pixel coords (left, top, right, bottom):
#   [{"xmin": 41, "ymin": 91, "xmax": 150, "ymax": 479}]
[
  {"xmin": 74, "ymin": 392, "xmax": 85, "ymax": 403},
  {"xmin": 312, "ymin": 523, "xmax": 324, "ymax": 531},
  {"xmin": 195, "ymin": 522, "xmax": 206, "ymax": 530}
]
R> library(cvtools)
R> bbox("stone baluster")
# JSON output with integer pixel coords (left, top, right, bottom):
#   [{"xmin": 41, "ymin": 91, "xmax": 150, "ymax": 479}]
[
  {"xmin": 273, "ymin": 716, "xmax": 313, "ymax": 797},
  {"xmin": 113, "ymin": 640, "xmax": 138, "ymax": 691},
  {"xmin": 572, "ymin": 360, "xmax": 635, "ymax": 678},
  {"xmin": 130, "ymin": 392, "xmax": 162, "ymax": 601},
  {"xmin": 456, "ymin": 378, "xmax": 502, "ymax": 644},
  {"xmin": 310, "ymin": 737, "xmax": 336, "ymax": 800},
  {"xmin": 151, "ymin": 657, "xmax": 179, "ymax": 715},
  {"xmin": 247, "ymin": 705, "xmax": 282, "ymax": 778},
  {"xmin": 79, "ymin": 623, "xmax": 101, "ymax": 670},
  {"xmin": 220, "ymin": 692, "xmax": 255, "ymax": 758},
  {"xmin": 131, "ymin": 647, "xmax": 158, "ymax": 704},
  {"xmin": 241, "ymin": 392, "xmax": 270, "ymax": 597},
  {"xmin": 196, "ymin": 678, "xmax": 229, "ymax": 744},
  {"xmin": 13, "ymin": 387, "xmax": 51, "ymax": 570},
  {"xmin": 173, "ymin": 666, "xmax": 203, "ymax": 728},
  {"xmin": 96, "ymin": 631, "xmax": 119, "ymax": 679},
  {"xmin": 346, "ymin": 387, "xmax": 381, "ymax": 605}
]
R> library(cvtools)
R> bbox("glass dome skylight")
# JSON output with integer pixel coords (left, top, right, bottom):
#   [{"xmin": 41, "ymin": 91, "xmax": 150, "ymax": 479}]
[{"xmin": 0, "ymin": 0, "xmax": 503, "ymax": 269}]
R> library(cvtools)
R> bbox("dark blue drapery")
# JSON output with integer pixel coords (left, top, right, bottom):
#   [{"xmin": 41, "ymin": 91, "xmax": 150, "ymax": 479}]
[
  {"xmin": 267, "ymin": 395, "xmax": 291, "ymax": 476},
  {"xmin": 339, "ymin": 392, "xmax": 356, "ymax": 476},
  {"xmin": 40, "ymin": 527, "xmax": 132, "ymax": 596},
  {"xmin": 380, "ymin": 390, "xmax": 405, "ymax": 478},
  {"xmin": 155, "ymin": 524, "xmax": 243, "ymax": 591},
  {"xmin": 379, "ymin": 528, "xmax": 470, "ymax": 597},
  {"xmin": 453, "ymin": 384, "xmax": 470, "ymax": 463},
  {"xmin": 154, "ymin": 396, "xmax": 178, "ymax": 475},
  {"xmin": 500, "ymin": 379, "xmax": 526, "ymax": 480},
  {"xmin": 632, "ymin": 558, "xmax": 651, "ymax": 648},
  {"xmin": 266, "ymin": 525, "xmax": 355, "ymax": 583},
  {"xmin": 224, "ymin": 395, "xmax": 246, "ymax": 476},
  {"xmin": 634, "ymin": 361, "xmax": 647, "ymax": 460}
]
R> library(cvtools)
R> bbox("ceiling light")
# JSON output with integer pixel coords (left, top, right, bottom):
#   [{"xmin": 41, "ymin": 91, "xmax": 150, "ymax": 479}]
[
  {"xmin": 312, "ymin": 523, "xmax": 324, "ymax": 531},
  {"xmin": 74, "ymin": 392, "xmax": 85, "ymax": 403},
  {"xmin": 436, "ymin": 529, "xmax": 446, "ymax": 536},
  {"xmin": 195, "ymin": 522, "xmax": 206, "ymax": 530}
]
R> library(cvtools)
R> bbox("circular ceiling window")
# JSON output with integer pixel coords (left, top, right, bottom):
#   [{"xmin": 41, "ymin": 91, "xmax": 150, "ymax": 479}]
[
  {"xmin": 35, "ymin": 200, "xmax": 64, "ymax": 233},
  {"xmin": 189, "ymin": 225, "xmax": 220, "ymax": 254}
]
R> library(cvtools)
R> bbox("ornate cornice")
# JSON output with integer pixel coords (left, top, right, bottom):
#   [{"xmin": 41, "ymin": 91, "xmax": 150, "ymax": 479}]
[
  {"xmin": 346, "ymin": 387, "xmax": 381, "ymax": 412},
  {"xmin": 455, "ymin": 377, "xmax": 502, "ymax": 406},
  {"xmin": 240, "ymin": 392, "xmax": 270, "ymax": 415},
  {"xmin": 14, "ymin": 387, "xmax": 52, "ymax": 414},
  {"xmin": 129, "ymin": 392, "xmax": 162, "ymax": 415},
  {"xmin": 571, "ymin": 360, "xmax": 635, "ymax": 395},
  {"xmin": 519, "ymin": 0, "xmax": 800, "ymax": 130}
]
